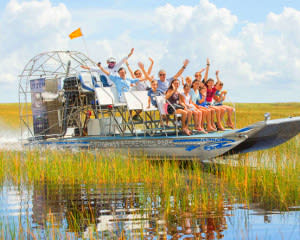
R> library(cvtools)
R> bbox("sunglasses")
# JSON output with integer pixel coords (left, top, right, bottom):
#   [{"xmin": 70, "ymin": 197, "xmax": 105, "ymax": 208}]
[{"xmin": 159, "ymin": 73, "xmax": 166, "ymax": 76}]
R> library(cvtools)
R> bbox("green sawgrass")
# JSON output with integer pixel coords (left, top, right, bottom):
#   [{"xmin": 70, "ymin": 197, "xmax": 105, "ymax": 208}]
[
  {"xmin": 0, "ymin": 103, "xmax": 300, "ymax": 239},
  {"xmin": 1, "ymin": 102, "xmax": 300, "ymax": 129},
  {"xmin": 1, "ymin": 144, "xmax": 300, "ymax": 211}
]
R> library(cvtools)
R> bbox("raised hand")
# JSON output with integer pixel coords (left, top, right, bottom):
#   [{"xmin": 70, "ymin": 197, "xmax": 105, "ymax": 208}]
[
  {"xmin": 138, "ymin": 62, "xmax": 144, "ymax": 69},
  {"xmin": 216, "ymin": 70, "xmax": 219, "ymax": 75},
  {"xmin": 206, "ymin": 58, "xmax": 210, "ymax": 66},
  {"xmin": 128, "ymin": 48, "xmax": 134, "ymax": 58},
  {"xmin": 149, "ymin": 57, "xmax": 154, "ymax": 63},
  {"xmin": 183, "ymin": 59, "xmax": 189, "ymax": 67}
]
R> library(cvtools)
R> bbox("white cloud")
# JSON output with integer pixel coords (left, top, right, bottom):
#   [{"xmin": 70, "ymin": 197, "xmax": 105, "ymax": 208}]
[
  {"xmin": 1, "ymin": 0, "xmax": 300, "ymax": 102},
  {"xmin": 0, "ymin": 0, "xmax": 71, "ymax": 102},
  {"xmin": 152, "ymin": 0, "xmax": 300, "ymax": 102}
]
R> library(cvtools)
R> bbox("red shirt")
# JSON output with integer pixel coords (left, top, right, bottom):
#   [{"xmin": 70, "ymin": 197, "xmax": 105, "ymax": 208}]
[{"xmin": 206, "ymin": 87, "xmax": 217, "ymax": 102}]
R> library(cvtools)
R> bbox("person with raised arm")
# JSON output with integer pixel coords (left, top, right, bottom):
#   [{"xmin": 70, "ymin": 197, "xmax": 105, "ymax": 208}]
[
  {"xmin": 179, "ymin": 84, "xmax": 206, "ymax": 133},
  {"xmin": 190, "ymin": 80, "xmax": 216, "ymax": 132},
  {"xmin": 203, "ymin": 60, "xmax": 225, "ymax": 131},
  {"xmin": 125, "ymin": 57, "xmax": 154, "ymax": 91},
  {"xmin": 165, "ymin": 79, "xmax": 192, "ymax": 136},
  {"xmin": 181, "ymin": 76, "xmax": 193, "ymax": 87},
  {"xmin": 213, "ymin": 72, "xmax": 235, "ymax": 128},
  {"xmin": 80, "ymin": 48, "xmax": 135, "ymax": 87},
  {"xmin": 80, "ymin": 62, "xmax": 112, "ymax": 87},
  {"xmin": 96, "ymin": 63, "xmax": 139, "ymax": 103},
  {"xmin": 157, "ymin": 59, "xmax": 189, "ymax": 93},
  {"xmin": 105, "ymin": 48, "xmax": 135, "ymax": 75},
  {"xmin": 194, "ymin": 67, "xmax": 206, "ymax": 82}
]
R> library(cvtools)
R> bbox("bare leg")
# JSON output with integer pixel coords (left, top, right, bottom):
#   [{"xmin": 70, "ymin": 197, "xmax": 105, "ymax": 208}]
[
  {"xmin": 193, "ymin": 111, "xmax": 199, "ymax": 130},
  {"xmin": 210, "ymin": 106, "xmax": 225, "ymax": 131},
  {"xmin": 205, "ymin": 109, "xmax": 215, "ymax": 132},
  {"xmin": 177, "ymin": 109, "xmax": 190, "ymax": 135},
  {"xmin": 224, "ymin": 106, "xmax": 234, "ymax": 128},
  {"xmin": 187, "ymin": 110, "xmax": 192, "ymax": 129},
  {"xmin": 209, "ymin": 108, "xmax": 217, "ymax": 130}
]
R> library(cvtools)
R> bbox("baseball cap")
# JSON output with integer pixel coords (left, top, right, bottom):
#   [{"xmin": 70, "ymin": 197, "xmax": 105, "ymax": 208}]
[{"xmin": 107, "ymin": 57, "xmax": 116, "ymax": 63}]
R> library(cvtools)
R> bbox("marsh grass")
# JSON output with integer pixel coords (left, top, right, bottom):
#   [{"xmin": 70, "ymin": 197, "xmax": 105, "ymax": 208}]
[
  {"xmin": 0, "ymin": 103, "xmax": 20, "ymax": 129},
  {"xmin": 234, "ymin": 102, "xmax": 300, "ymax": 128},
  {"xmin": 0, "ymin": 102, "xmax": 300, "ymax": 238}
]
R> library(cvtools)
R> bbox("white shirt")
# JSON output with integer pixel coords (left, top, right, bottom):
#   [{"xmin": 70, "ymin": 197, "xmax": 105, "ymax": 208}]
[{"xmin": 104, "ymin": 56, "xmax": 128, "ymax": 76}]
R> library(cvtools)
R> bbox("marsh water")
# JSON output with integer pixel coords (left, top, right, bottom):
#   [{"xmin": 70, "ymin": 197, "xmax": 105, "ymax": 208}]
[{"xmin": 1, "ymin": 178, "xmax": 299, "ymax": 239}]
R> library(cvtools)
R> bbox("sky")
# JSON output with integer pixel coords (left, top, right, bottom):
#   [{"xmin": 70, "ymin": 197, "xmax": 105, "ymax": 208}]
[{"xmin": 1, "ymin": 0, "xmax": 300, "ymax": 103}]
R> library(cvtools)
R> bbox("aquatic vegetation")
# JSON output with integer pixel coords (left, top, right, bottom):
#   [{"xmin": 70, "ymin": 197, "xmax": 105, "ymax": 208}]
[{"xmin": 0, "ymin": 102, "xmax": 300, "ymax": 239}]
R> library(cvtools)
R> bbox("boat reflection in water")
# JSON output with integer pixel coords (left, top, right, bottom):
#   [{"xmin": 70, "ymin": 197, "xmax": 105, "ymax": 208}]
[{"xmin": 30, "ymin": 182, "xmax": 229, "ymax": 239}]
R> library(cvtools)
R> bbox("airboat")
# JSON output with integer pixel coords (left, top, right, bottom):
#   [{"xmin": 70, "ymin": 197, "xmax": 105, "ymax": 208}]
[{"xmin": 18, "ymin": 51, "xmax": 300, "ymax": 160}]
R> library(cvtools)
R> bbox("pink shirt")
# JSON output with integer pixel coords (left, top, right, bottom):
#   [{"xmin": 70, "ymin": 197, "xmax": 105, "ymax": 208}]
[{"xmin": 206, "ymin": 87, "xmax": 217, "ymax": 103}]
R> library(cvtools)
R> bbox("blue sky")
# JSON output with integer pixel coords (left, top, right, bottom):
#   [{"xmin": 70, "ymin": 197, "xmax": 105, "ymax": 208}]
[{"xmin": 0, "ymin": 0, "xmax": 300, "ymax": 103}]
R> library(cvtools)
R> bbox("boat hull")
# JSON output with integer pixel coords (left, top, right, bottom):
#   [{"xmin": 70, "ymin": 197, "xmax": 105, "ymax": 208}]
[
  {"xmin": 25, "ymin": 116, "xmax": 300, "ymax": 160},
  {"xmin": 228, "ymin": 116, "xmax": 300, "ymax": 154},
  {"xmin": 26, "ymin": 129, "xmax": 253, "ymax": 160}
]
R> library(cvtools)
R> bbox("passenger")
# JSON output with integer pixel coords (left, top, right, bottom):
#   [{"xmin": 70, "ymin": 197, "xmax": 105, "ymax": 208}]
[
  {"xmin": 80, "ymin": 62, "xmax": 112, "ymax": 87},
  {"xmin": 214, "ymin": 81, "xmax": 235, "ymax": 128},
  {"xmin": 194, "ymin": 68, "xmax": 206, "ymax": 82},
  {"xmin": 190, "ymin": 80, "xmax": 216, "ymax": 132},
  {"xmin": 126, "ymin": 57, "xmax": 154, "ymax": 91},
  {"xmin": 147, "ymin": 80, "xmax": 163, "ymax": 108},
  {"xmin": 203, "ymin": 60, "xmax": 225, "ymax": 131},
  {"xmin": 181, "ymin": 76, "xmax": 193, "ymax": 87},
  {"xmin": 205, "ymin": 75, "xmax": 225, "ymax": 130},
  {"xmin": 147, "ymin": 80, "xmax": 164, "ymax": 126},
  {"xmin": 157, "ymin": 59, "xmax": 189, "ymax": 93},
  {"xmin": 180, "ymin": 84, "xmax": 206, "ymax": 133},
  {"xmin": 96, "ymin": 64, "xmax": 139, "ymax": 103},
  {"xmin": 80, "ymin": 48, "xmax": 135, "ymax": 87},
  {"xmin": 165, "ymin": 79, "xmax": 192, "ymax": 136}
]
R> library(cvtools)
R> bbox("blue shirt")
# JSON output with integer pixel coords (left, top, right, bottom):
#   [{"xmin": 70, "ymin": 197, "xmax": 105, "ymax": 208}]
[
  {"xmin": 147, "ymin": 89, "xmax": 163, "ymax": 107},
  {"xmin": 214, "ymin": 90, "xmax": 223, "ymax": 106},
  {"xmin": 109, "ymin": 75, "xmax": 139, "ymax": 101},
  {"xmin": 157, "ymin": 77, "xmax": 173, "ymax": 93},
  {"xmin": 189, "ymin": 88, "xmax": 201, "ymax": 103}
]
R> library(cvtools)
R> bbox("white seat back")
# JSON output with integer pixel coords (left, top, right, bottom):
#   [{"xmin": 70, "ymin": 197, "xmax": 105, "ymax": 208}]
[
  {"xmin": 78, "ymin": 72, "xmax": 95, "ymax": 92},
  {"xmin": 124, "ymin": 91, "xmax": 143, "ymax": 110},
  {"xmin": 95, "ymin": 87, "xmax": 114, "ymax": 106},
  {"xmin": 133, "ymin": 91, "xmax": 148, "ymax": 110},
  {"xmin": 95, "ymin": 87, "xmax": 127, "ymax": 107},
  {"xmin": 155, "ymin": 95, "xmax": 167, "ymax": 115},
  {"xmin": 125, "ymin": 91, "xmax": 158, "ymax": 111},
  {"xmin": 110, "ymin": 87, "xmax": 122, "ymax": 104}
]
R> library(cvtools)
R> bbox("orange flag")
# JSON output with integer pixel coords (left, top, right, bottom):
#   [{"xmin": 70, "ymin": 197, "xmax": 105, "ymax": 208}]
[{"xmin": 69, "ymin": 28, "xmax": 83, "ymax": 40}]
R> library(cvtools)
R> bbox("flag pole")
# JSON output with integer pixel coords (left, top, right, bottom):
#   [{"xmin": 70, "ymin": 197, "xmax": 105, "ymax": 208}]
[
  {"xmin": 69, "ymin": 27, "xmax": 91, "ymax": 61},
  {"xmin": 81, "ymin": 36, "xmax": 90, "ymax": 58}
]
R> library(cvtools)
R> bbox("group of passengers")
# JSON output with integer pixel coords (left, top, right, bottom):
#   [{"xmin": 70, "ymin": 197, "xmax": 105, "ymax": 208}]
[{"xmin": 81, "ymin": 48, "xmax": 234, "ymax": 135}]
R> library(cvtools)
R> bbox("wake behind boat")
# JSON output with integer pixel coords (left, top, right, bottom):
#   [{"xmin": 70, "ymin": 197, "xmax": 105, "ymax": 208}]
[{"xmin": 19, "ymin": 51, "xmax": 300, "ymax": 160}]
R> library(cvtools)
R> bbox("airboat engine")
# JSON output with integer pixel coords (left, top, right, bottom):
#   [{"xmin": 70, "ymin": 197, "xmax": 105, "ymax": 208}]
[{"xmin": 18, "ymin": 51, "xmax": 98, "ymax": 141}]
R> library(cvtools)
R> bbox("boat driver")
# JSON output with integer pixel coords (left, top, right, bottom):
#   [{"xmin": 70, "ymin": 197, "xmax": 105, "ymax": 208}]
[
  {"xmin": 105, "ymin": 48, "xmax": 135, "ymax": 75},
  {"xmin": 80, "ymin": 48, "xmax": 135, "ymax": 87}
]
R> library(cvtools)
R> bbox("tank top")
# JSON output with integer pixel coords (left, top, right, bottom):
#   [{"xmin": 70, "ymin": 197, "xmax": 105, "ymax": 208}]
[
  {"xmin": 168, "ymin": 91, "xmax": 179, "ymax": 104},
  {"xmin": 182, "ymin": 92, "xmax": 191, "ymax": 105}
]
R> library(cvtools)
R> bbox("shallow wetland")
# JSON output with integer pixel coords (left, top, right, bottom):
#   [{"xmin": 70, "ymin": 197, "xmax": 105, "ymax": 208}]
[{"xmin": 0, "ymin": 103, "xmax": 300, "ymax": 239}]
